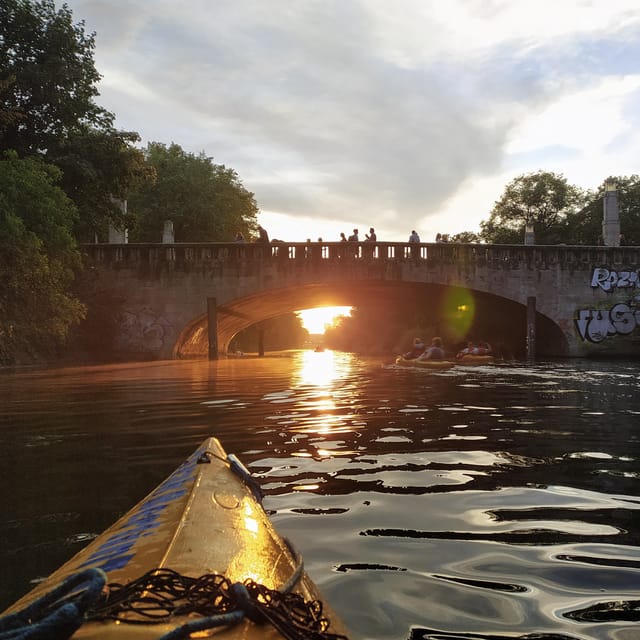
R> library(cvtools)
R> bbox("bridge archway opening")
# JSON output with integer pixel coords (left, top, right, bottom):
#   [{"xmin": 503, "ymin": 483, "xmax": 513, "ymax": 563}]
[{"xmin": 173, "ymin": 281, "xmax": 568, "ymax": 359}]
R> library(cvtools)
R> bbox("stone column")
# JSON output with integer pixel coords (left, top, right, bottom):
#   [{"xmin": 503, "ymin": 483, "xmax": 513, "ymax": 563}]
[
  {"xmin": 524, "ymin": 224, "xmax": 535, "ymax": 245},
  {"xmin": 526, "ymin": 296, "xmax": 536, "ymax": 360},
  {"xmin": 207, "ymin": 297, "xmax": 218, "ymax": 360},
  {"xmin": 162, "ymin": 220, "xmax": 175, "ymax": 243},
  {"xmin": 258, "ymin": 328, "xmax": 265, "ymax": 357},
  {"xmin": 108, "ymin": 198, "xmax": 128, "ymax": 243},
  {"xmin": 602, "ymin": 181, "xmax": 620, "ymax": 246},
  {"xmin": 108, "ymin": 225, "xmax": 128, "ymax": 243}
]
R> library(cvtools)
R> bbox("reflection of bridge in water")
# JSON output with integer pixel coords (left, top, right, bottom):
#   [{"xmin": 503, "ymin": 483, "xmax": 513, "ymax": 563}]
[{"xmin": 82, "ymin": 241, "xmax": 640, "ymax": 360}]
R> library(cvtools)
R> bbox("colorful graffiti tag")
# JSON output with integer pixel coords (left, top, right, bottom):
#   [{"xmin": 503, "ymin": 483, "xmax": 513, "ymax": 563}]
[
  {"xmin": 590, "ymin": 267, "xmax": 640, "ymax": 292},
  {"xmin": 576, "ymin": 269, "xmax": 640, "ymax": 343},
  {"xmin": 575, "ymin": 303, "xmax": 640, "ymax": 343}
]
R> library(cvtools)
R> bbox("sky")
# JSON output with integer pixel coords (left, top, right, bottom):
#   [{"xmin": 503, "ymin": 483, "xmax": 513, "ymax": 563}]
[{"xmin": 63, "ymin": 0, "xmax": 640, "ymax": 244}]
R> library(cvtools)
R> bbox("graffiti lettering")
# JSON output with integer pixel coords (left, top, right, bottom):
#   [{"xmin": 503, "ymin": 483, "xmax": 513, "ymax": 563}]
[
  {"xmin": 575, "ymin": 302, "xmax": 640, "ymax": 343},
  {"xmin": 591, "ymin": 268, "xmax": 640, "ymax": 292}
]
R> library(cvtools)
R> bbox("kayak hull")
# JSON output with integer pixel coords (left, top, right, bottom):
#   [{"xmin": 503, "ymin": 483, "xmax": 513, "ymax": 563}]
[{"xmin": 3, "ymin": 437, "xmax": 347, "ymax": 639}]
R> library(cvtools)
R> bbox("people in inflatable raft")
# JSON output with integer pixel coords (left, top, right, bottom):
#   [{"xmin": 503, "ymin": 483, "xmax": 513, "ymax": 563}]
[
  {"xmin": 417, "ymin": 336, "xmax": 446, "ymax": 360},
  {"xmin": 456, "ymin": 340, "xmax": 492, "ymax": 360},
  {"xmin": 402, "ymin": 337, "xmax": 426, "ymax": 359}
]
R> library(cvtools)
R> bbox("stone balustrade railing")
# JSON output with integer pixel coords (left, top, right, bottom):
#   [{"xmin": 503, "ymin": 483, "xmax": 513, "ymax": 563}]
[{"xmin": 81, "ymin": 242, "xmax": 640, "ymax": 269}]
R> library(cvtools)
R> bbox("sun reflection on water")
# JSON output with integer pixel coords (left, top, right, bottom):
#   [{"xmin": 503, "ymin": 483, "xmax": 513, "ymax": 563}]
[
  {"xmin": 283, "ymin": 350, "xmax": 358, "ymax": 439},
  {"xmin": 294, "ymin": 349, "xmax": 350, "ymax": 387}
]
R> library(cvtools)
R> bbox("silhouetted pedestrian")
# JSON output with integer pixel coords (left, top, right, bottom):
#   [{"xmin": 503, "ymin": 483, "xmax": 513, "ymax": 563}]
[{"xmin": 258, "ymin": 225, "xmax": 269, "ymax": 243}]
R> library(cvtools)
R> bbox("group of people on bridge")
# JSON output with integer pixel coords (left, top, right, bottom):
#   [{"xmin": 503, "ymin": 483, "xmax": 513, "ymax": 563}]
[{"xmin": 233, "ymin": 225, "xmax": 442, "ymax": 246}]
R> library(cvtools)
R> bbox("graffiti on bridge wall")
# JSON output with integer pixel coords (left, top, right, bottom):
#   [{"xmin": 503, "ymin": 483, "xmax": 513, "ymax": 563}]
[
  {"xmin": 119, "ymin": 307, "xmax": 175, "ymax": 353},
  {"xmin": 575, "ymin": 268, "xmax": 640, "ymax": 343},
  {"xmin": 575, "ymin": 302, "xmax": 640, "ymax": 343},
  {"xmin": 590, "ymin": 267, "xmax": 640, "ymax": 292}
]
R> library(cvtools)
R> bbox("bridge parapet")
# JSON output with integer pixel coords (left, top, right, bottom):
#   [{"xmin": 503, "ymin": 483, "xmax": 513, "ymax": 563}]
[
  {"xmin": 77, "ymin": 241, "xmax": 640, "ymax": 360},
  {"xmin": 81, "ymin": 242, "xmax": 640, "ymax": 270}
]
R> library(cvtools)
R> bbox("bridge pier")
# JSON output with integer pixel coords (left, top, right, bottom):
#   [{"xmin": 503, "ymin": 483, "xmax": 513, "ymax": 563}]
[
  {"xmin": 526, "ymin": 296, "xmax": 536, "ymax": 360},
  {"xmin": 207, "ymin": 297, "xmax": 218, "ymax": 360}
]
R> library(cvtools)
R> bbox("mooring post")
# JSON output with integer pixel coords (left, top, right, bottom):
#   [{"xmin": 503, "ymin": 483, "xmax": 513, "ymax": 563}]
[
  {"xmin": 207, "ymin": 297, "xmax": 218, "ymax": 360},
  {"xmin": 258, "ymin": 328, "xmax": 265, "ymax": 357},
  {"xmin": 526, "ymin": 296, "xmax": 536, "ymax": 360}
]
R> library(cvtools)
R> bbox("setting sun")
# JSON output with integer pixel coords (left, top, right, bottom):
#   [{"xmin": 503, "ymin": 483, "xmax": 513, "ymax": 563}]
[{"xmin": 297, "ymin": 306, "xmax": 352, "ymax": 334}]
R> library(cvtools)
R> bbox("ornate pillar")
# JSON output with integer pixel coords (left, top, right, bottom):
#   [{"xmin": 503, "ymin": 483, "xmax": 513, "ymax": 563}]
[{"xmin": 602, "ymin": 180, "xmax": 620, "ymax": 246}]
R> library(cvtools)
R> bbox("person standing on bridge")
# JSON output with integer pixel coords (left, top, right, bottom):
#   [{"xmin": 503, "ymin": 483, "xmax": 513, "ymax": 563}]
[
  {"xmin": 408, "ymin": 229, "xmax": 420, "ymax": 258},
  {"xmin": 364, "ymin": 227, "xmax": 377, "ymax": 258},
  {"xmin": 258, "ymin": 225, "xmax": 270, "ymax": 243},
  {"xmin": 348, "ymin": 228, "xmax": 360, "ymax": 258}
]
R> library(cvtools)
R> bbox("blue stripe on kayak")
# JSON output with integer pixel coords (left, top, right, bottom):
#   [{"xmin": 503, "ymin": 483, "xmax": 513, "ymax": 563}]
[{"xmin": 78, "ymin": 453, "xmax": 199, "ymax": 574}]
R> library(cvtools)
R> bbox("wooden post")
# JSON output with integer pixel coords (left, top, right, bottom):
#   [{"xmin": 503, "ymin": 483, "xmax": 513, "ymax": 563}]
[
  {"xmin": 258, "ymin": 327, "xmax": 265, "ymax": 357},
  {"xmin": 207, "ymin": 297, "xmax": 218, "ymax": 360},
  {"xmin": 526, "ymin": 296, "xmax": 536, "ymax": 360}
]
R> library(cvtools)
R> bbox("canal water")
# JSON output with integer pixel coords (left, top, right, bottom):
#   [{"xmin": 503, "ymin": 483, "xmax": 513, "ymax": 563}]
[{"xmin": 1, "ymin": 352, "xmax": 639, "ymax": 639}]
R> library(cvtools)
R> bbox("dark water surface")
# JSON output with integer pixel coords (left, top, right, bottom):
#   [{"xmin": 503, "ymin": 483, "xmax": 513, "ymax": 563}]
[{"xmin": 1, "ymin": 353, "xmax": 639, "ymax": 639}]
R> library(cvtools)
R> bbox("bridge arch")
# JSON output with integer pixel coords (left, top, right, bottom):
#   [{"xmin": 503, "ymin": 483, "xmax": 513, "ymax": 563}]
[{"xmin": 172, "ymin": 280, "xmax": 569, "ymax": 358}]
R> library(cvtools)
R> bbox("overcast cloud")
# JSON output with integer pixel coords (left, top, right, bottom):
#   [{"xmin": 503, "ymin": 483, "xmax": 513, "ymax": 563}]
[{"xmin": 63, "ymin": 0, "xmax": 640, "ymax": 241}]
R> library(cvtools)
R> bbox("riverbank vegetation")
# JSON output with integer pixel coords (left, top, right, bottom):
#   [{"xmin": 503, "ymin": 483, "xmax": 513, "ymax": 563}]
[
  {"xmin": 0, "ymin": 0, "xmax": 263, "ymax": 364},
  {"xmin": 3, "ymin": 0, "xmax": 640, "ymax": 365}
]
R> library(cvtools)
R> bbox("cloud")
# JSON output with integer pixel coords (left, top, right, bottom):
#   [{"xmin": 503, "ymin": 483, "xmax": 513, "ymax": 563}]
[{"xmin": 66, "ymin": 0, "xmax": 640, "ymax": 239}]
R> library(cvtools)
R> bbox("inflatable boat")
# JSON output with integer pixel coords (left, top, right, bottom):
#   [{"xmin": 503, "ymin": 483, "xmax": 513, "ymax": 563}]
[
  {"xmin": 456, "ymin": 354, "xmax": 495, "ymax": 365},
  {"xmin": 1, "ymin": 437, "xmax": 348, "ymax": 639},
  {"xmin": 395, "ymin": 356, "xmax": 455, "ymax": 370}
]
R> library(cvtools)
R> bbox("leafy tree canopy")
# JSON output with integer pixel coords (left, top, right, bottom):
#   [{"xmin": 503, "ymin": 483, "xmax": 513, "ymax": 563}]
[
  {"xmin": 128, "ymin": 142, "xmax": 259, "ymax": 242},
  {"xmin": 231, "ymin": 314, "xmax": 308, "ymax": 353},
  {"xmin": 0, "ymin": 152, "xmax": 85, "ymax": 364},
  {"xmin": 480, "ymin": 171, "xmax": 585, "ymax": 244},
  {"xmin": 52, "ymin": 127, "xmax": 155, "ymax": 242},
  {"xmin": 0, "ymin": 0, "xmax": 152, "ymax": 241},
  {"xmin": 565, "ymin": 175, "xmax": 640, "ymax": 246},
  {"xmin": 450, "ymin": 231, "xmax": 480, "ymax": 243},
  {"xmin": 0, "ymin": 0, "xmax": 113, "ymax": 155}
]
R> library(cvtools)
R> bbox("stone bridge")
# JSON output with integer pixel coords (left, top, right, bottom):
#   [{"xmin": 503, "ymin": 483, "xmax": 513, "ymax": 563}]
[{"xmin": 81, "ymin": 241, "xmax": 640, "ymax": 359}]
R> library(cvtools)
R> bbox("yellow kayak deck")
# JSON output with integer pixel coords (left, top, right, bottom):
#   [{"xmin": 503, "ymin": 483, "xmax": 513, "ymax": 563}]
[{"xmin": 3, "ymin": 437, "xmax": 347, "ymax": 639}]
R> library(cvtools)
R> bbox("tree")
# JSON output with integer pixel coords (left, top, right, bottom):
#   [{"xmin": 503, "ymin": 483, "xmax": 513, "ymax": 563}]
[
  {"xmin": 231, "ymin": 314, "xmax": 308, "ymax": 352},
  {"xmin": 128, "ymin": 143, "xmax": 259, "ymax": 242},
  {"xmin": 0, "ymin": 0, "xmax": 152, "ymax": 242},
  {"xmin": 480, "ymin": 171, "xmax": 584, "ymax": 244},
  {"xmin": 0, "ymin": 0, "xmax": 113, "ymax": 155},
  {"xmin": 566, "ymin": 176, "xmax": 640, "ymax": 245},
  {"xmin": 450, "ymin": 231, "xmax": 481, "ymax": 243},
  {"xmin": 0, "ymin": 153, "xmax": 85, "ymax": 364},
  {"xmin": 52, "ymin": 128, "xmax": 154, "ymax": 242}
]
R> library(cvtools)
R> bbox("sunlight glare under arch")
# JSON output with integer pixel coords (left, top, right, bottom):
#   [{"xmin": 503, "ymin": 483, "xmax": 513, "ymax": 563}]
[{"xmin": 296, "ymin": 306, "xmax": 352, "ymax": 334}]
